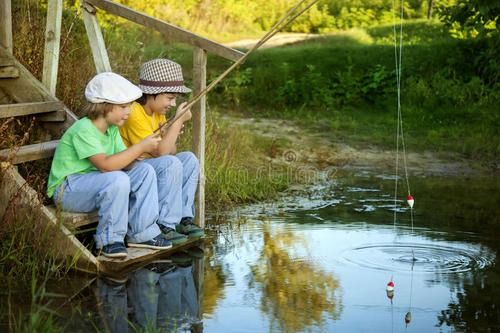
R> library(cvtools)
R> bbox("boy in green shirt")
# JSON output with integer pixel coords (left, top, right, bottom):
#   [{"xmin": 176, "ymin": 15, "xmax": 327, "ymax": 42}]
[{"xmin": 48, "ymin": 72, "xmax": 172, "ymax": 258}]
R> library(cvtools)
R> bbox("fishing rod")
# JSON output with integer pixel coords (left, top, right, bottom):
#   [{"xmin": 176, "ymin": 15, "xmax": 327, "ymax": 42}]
[{"xmin": 154, "ymin": 0, "xmax": 321, "ymax": 134}]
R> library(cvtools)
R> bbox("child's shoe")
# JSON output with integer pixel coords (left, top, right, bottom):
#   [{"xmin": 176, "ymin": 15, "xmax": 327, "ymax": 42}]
[
  {"xmin": 101, "ymin": 242, "xmax": 128, "ymax": 259},
  {"xmin": 175, "ymin": 217, "xmax": 204, "ymax": 238},
  {"xmin": 128, "ymin": 235, "xmax": 172, "ymax": 250}
]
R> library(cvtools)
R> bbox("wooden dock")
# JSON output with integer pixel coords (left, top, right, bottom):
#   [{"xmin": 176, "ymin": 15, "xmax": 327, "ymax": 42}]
[{"xmin": 0, "ymin": 0, "xmax": 242, "ymax": 275}]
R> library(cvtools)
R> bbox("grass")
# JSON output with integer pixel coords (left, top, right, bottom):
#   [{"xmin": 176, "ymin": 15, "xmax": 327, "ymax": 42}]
[{"xmin": 210, "ymin": 20, "xmax": 499, "ymax": 165}]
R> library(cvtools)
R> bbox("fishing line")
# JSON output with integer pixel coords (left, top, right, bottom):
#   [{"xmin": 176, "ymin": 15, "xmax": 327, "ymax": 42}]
[
  {"xmin": 392, "ymin": 0, "xmax": 413, "ymax": 229},
  {"xmin": 388, "ymin": 0, "xmax": 415, "ymax": 328}
]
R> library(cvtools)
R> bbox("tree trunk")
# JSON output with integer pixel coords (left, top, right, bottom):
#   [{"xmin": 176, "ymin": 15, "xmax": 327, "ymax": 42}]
[{"xmin": 427, "ymin": 0, "xmax": 434, "ymax": 19}]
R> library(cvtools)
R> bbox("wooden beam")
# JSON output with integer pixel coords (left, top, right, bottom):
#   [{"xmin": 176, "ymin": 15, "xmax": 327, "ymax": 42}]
[
  {"xmin": 0, "ymin": 163, "xmax": 98, "ymax": 273},
  {"xmin": 46, "ymin": 206, "xmax": 98, "ymax": 229},
  {"xmin": 84, "ymin": 0, "xmax": 244, "ymax": 62},
  {"xmin": 0, "ymin": 140, "xmax": 59, "ymax": 164},
  {"xmin": 0, "ymin": 101, "xmax": 64, "ymax": 118},
  {"xmin": 0, "ymin": 51, "xmax": 14, "ymax": 66},
  {"xmin": 42, "ymin": 0, "xmax": 63, "ymax": 94},
  {"xmin": 192, "ymin": 47, "xmax": 207, "ymax": 228},
  {"xmin": 0, "ymin": 65, "xmax": 18, "ymax": 78},
  {"xmin": 81, "ymin": 2, "xmax": 111, "ymax": 73},
  {"xmin": 36, "ymin": 110, "xmax": 66, "ymax": 122},
  {"xmin": 0, "ymin": 0, "xmax": 13, "ymax": 53}
]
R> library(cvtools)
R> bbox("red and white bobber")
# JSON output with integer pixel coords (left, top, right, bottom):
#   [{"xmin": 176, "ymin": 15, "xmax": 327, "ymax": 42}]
[
  {"xmin": 407, "ymin": 194, "xmax": 414, "ymax": 208},
  {"xmin": 386, "ymin": 280, "xmax": 395, "ymax": 292}
]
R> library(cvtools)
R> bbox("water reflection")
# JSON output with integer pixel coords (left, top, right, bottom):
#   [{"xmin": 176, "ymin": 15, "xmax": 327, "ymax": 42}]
[
  {"xmin": 199, "ymin": 170, "xmax": 499, "ymax": 332},
  {"xmin": 251, "ymin": 223, "xmax": 342, "ymax": 332},
  {"xmin": 96, "ymin": 251, "xmax": 203, "ymax": 333},
  {"xmin": 20, "ymin": 170, "xmax": 497, "ymax": 332}
]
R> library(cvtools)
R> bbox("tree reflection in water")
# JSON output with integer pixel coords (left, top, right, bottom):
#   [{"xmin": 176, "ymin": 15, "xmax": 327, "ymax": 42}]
[
  {"xmin": 202, "ymin": 244, "xmax": 226, "ymax": 315},
  {"xmin": 251, "ymin": 223, "xmax": 342, "ymax": 332}
]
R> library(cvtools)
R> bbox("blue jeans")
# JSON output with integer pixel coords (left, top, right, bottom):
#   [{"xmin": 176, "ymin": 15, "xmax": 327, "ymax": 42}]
[
  {"xmin": 142, "ymin": 152, "xmax": 199, "ymax": 229},
  {"xmin": 53, "ymin": 162, "xmax": 161, "ymax": 248}
]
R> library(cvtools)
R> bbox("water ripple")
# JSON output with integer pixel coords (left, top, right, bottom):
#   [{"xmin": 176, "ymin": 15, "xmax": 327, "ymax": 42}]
[{"xmin": 341, "ymin": 243, "xmax": 495, "ymax": 273}]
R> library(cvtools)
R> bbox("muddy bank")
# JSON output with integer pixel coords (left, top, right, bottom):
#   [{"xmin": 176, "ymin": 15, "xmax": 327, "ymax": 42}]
[{"xmin": 226, "ymin": 116, "xmax": 491, "ymax": 177}]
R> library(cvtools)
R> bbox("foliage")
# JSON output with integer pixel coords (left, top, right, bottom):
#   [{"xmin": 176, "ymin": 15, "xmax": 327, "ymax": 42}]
[
  {"xmin": 61, "ymin": 0, "xmax": 459, "ymax": 39},
  {"xmin": 437, "ymin": 0, "xmax": 499, "ymax": 86},
  {"xmin": 437, "ymin": 0, "xmax": 500, "ymax": 38},
  {"xmin": 178, "ymin": 113, "xmax": 294, "ymax": 209}
]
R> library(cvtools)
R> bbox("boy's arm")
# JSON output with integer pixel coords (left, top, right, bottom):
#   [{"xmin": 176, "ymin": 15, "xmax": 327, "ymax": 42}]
[
  {"xmin": 90, "ymin": 133, "xmax": 160, "ymax": 172},
  {"xmin": 156, "ymin": 121, "xmax": 183, "ymax": 155},
  {"xmin": 156, "ymin": 102, "xmax": 192, "ymax": 156}
]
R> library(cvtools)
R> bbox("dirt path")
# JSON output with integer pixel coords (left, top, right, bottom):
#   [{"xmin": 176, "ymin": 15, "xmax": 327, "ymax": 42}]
[
  {"xmin": 224, "ymin": 33, "xmax": 319, "ymax": 49},
  {"xmin": 226, "ymin": 116, "xmax": 485, "ymax": 177}
]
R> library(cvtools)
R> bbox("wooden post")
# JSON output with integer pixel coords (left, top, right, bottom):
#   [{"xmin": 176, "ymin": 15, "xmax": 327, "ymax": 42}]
[
  {"xmin": 81, "ymin": 2, "xmax": 111, "ymax": 73},
  {"xmin": 193, "ymin": 253, "xmax": 205, "ymax": 332},
  {"xmin": 43, "ymin": 0, "xmax": 63, "ymax": 94},
  {"xmin": 192, "ymin": 47, "xmax": 207, "ymax": 228},
  {"xmin": 0, "ymin": 0, "xmax": 13, "ymax": 53}
]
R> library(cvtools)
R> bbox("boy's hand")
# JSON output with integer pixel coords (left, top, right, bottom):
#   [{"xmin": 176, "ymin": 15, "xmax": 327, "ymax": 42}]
[
  {"xmin": 140, "ymin": 132, "xmax": 161, "ymax": 152},
  {"xmin": 176, "ymin": 102, "xmax": 192, "ymax": 123}
]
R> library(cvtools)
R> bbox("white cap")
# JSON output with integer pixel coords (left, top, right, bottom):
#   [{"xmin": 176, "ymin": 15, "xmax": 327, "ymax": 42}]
[{"xmin": 85, "ymin": 72, "xmax": 142, "ymax": 104}]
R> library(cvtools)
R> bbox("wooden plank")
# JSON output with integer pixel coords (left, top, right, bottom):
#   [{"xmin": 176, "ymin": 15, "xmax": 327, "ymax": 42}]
[
  {"xmin": 192, "ymin": 47, "xmax": 207, "ymax": 228},
  {"xmin": 81, "ymin": 2, "xmax": 112, "ymax": 73},
  {"xmin": 35, "ymin": 110, "xmax": 66, "ymax": 122},
  {"xmin": 0, "ymin": 53, "xmax": 14, "ymax": 67},
  {"xmin": 0, "ymin": 0, "xmax": 13, "ymax": 54},
  {"xmin": 42, "ymin": 0, "xmax": 63, "ymax": 94},
  {"xmin": 84, "ymin": 0, "xmax": 244, "ymax": 62},
  {"xmin": 0, "ymin": 162, "xmax": 98, "ymax": 273},
  {"xmin": 0, "ymin": 65, "xmax": 18, "ymax": 78},
  {"xmin": 0, "ymin": 46, "xmax": 78, "ymax": 129},
  {"xmin": 46, "ymin": 206, "xmax": 99, "ymax": 229},
  {"xmin": 0, "ymin": 140, "xmax": 59, "ymax": 164},
  {"xmin": 98, "ymin": 238, "xmax": 203, "ymax": 275},
  {"xmin": 0, "ymin": 101, "xmax": 64, "ymax": 118}
]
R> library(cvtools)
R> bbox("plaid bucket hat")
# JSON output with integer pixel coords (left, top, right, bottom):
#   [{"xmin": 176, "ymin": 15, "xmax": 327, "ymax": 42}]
[{"xmin": 138, "ymin": 59, "xmax": 192, "ymax": 94}]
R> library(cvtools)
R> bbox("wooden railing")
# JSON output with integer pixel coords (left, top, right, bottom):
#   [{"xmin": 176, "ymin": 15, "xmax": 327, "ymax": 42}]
[{"xmin": 84, "ymin": 0, "xmax": 243, "ymax": 62}]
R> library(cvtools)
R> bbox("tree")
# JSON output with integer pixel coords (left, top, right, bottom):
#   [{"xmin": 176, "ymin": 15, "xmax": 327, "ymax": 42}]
[{"xmin": 438, "ymin": 0, "xmax": 500, "ymax": 38}]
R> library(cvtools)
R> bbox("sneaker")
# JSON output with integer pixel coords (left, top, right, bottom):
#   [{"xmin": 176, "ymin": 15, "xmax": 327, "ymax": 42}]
[
  {"xmin": 128, "ymin": 235, "xmax": 173, "ymax": 250},
  {"xmin": 101, "ymin": 242, "xmax": 127, "ymax": 259},
  {"xmin": 175, "ymin": 217, "xmax": 204, "ymax": 238},
  {"xmin": 158, "ymin": 224, "xmax": 188, "ymax": 245}
]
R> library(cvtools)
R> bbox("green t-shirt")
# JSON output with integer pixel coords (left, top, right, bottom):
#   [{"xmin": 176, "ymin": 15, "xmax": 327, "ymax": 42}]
[{"xmin": 47, "ymin": 117, "xmax": 126, "ymax": 198}]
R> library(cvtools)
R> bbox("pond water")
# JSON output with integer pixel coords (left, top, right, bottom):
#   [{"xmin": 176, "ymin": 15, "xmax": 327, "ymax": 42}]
[
  {"xmin": 196, "ymin": 169, "xmax": 499, "ymax": 333},
  {"xmin": 7, "ymin": 169, "xmax": 500, "ymax": 332}
]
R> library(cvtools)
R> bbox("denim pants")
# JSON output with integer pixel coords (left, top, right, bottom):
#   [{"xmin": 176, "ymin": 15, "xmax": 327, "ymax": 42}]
[
  {"xmin": 53, "ymin": 162, "xmax": 161, "ymax": 248},
  {"xmin": 142, "ymin": 152, "xmax": 199, "ymax": 229}
]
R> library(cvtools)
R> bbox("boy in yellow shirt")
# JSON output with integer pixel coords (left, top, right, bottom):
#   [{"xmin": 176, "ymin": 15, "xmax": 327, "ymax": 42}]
[{"xmin": 120, "ymin": 59, "xmax": 203, "ymax": 245}]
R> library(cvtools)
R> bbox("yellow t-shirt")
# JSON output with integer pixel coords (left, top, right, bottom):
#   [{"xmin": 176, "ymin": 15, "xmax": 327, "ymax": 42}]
[{"xmin": 119, "ymin": 102, "xmax": 166, "ymax": 148}]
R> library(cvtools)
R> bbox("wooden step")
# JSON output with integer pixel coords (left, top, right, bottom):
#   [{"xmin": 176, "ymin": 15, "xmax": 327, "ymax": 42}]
[
  {"xmin": 0, "ymin": 53, "xmax": 14, "ymax": 67},
  {"xmin": 46, "ymin": 205, "xmax": 99, "ymax": 229},
  {"xmin": 0, "ymin": 66, "xmax": 19, "ymax": 78},
  {"xmin": 0, "ymin": 51, "xmax": 18, "ymax": 78},
  {"xmin": 0, "ymin": 101, "xmax": 65, "ymax": 119},
  {"xmin": 98, "ymin": 238, "xmax": 203, "ymax": 275},
  {"xmin": 0, "ymin": 140, "xmax": 59, "ymax": 164}
]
